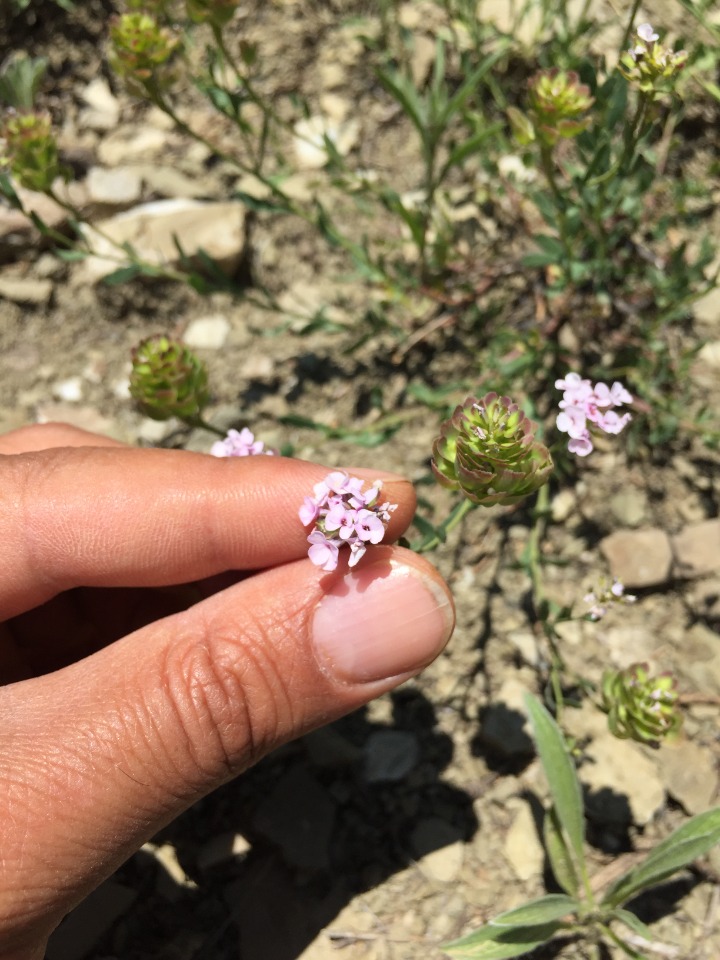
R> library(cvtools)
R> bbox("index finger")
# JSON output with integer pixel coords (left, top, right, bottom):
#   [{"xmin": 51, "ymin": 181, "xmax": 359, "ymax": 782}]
[{"xmin": 0, "ymin": 446, "xmax": 415, "ymax": 619}]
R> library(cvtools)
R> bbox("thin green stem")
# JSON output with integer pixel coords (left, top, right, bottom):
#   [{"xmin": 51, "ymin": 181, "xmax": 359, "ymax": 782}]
[
  {"xmin": 184, "ymin": 415, "xmax": 227, "ymax": 438},
  {"xmin": 620, "ymin": 0, "xmax": 643, "ymax": 53},
  {"xmin": 413, "ymin": 496, "xmax": 476, "ymax": 553},
  {"xmin": 539, "ymin": 144, "xmax": 574, "ymax": 272}
]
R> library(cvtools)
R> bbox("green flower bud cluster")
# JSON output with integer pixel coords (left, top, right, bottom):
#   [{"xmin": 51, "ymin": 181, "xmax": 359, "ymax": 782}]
[
  {"xmin": 186, "ymin": 0, "xmax": 239, "ymax": 27},
  {"xmin": 431, "ymin": 393, "xmax": 553, "ymax": 506},
  {"xmin": 130, "ymin": 335, "xmax": 210, "ymax": 422},
  {"xmin": 108, "ymin": 12, "xmax": 182, "ymax": 97},
  {"xmin": 618, "ymin": 23, "xmax": 687, "ymax": 99},
  {"xmin": 509, "ymin": 69, "xmax": 594, "ymax": 147},
  {"xmin": 602, "ymin": 662, "xmax": 682, "ymax": 746},
  {"xmin": 0, "ymin": 111, "xmax": 67, "ymax": 194}
]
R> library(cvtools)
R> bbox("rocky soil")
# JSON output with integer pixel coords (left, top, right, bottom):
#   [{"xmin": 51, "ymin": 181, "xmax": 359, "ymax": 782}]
[{"xmin": 2, "ymin": 2, "xmax": 720, "ymax": 959}]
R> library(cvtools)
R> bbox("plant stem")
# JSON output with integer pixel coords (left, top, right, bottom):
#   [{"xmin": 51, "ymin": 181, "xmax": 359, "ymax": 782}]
[
  {"xmin": 414, "ymin": 496, "xmax": 476, "ymax": 552},
  {"xmin": 620, "ymin": 0, "xmax": 643, "ymax": 53},
  {"xmin": 539, "ymin": 144, "xmax": 574, "ymax": 273}
]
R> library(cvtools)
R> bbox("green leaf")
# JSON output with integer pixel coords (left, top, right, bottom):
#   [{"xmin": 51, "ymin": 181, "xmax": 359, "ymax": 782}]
[
  {"xmin": 375, "ymin": 67, "xmax": 426, "ymax": 135},
  {"xmin": 524, "ymin": 696, "xmax": 587, "ymax": 878},
  {"xmin": 613, "ymin": 909, "xmax": 654, "ymax": 941},
  {"xmin": 102, "ymin": 264, "xmax": 142, "ymax": 285},
  {"xmin": 439, "ymin": 123, "xmax": 503, "ymax": 183},
  {"xmin": 443, "ymin": 920, "xmax": 567, "ymax": 959},
  {"xmin": 521, "ymin": 251, "xmax": 557, "ymax": 269},
  {"xmin": 489, "ymin": 895, "xmax": 579, "ymax": 927},
  {"xmin": 602, "ymin": 806, "xmax": 720, "ymax": 908},
  {"xmin": 544, "ymin": 806, "xmax": 580, "ymax": 896},
  {"xmin": 441, "ymin": 45, "xmax": 508, "ymax": 124},
  {"xmin": 533, "ymin": 234, "xmax": 566, "ymax": 257},
  {"xmin": 0, "ymin": 173, "xmax": 23, "ymax": 209}
]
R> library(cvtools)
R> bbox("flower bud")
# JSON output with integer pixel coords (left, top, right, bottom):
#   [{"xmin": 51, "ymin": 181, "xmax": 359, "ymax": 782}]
[
  {"xmin": 431, "ymin": 393, "xmax": 553, "ymax": 506},
  {"xmin": 0, "ymin": 111, "xmax": 67, "ymax": 194},
  {"xmin": 186, "ymin": 0, "xmax": 239, "ymax": 26},
  {"xmin": 619, "ymin": 23, "xmax": 687, "ymax": 99},
  {"xmin": 130, "ymin": 335, "xmax": 210, "ymax": 422},
  {"xmin": 602, "ymin": 662, "xmax": 682, "ymax": 746},
  {"xmin": 108, "ymin": 12, "xmax": 182, "ymax": 98},
  {"xmin": 526, "ymin": 69, "xmax": 594, "ymax": 145}
]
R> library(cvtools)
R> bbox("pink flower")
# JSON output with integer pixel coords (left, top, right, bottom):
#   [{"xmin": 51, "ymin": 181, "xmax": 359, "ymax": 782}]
[
  {"xmin": 211, "ymin": 427, "xmax": 274, "ymax": 457},
  {"xmin": 299, "ymin": 471, "xmax": 397, "ymax": 571},
  {"xmin": 556, "ymin": 373, "xmax": 632, "ymax": 457}
]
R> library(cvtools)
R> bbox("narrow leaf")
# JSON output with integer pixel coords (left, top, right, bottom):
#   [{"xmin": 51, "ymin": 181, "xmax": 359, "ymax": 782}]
[
  {"xmin": 489, "ymin": 895, "xmax": 579, "ymax": 927},
  {"xmin": 544, "ymin": 806, "xmax": 580, "ymax": 896},
  {"xmin": 101, "ymin": 264, "xmax": 142, "ymax": 285},
  {"xmin": 602, "ymin": 806, "xmax": 720, "ymax": 908},
  {"xmin": 613, "ymin": 909, "xmax": 654, "ymax": 941},
  {"xmin": 444, "ymin": 920, "xmax": 567, "ymax": 959},
  {"xmin": 524, "ymin": 696, "xmax": 587, "ymax": 876}
]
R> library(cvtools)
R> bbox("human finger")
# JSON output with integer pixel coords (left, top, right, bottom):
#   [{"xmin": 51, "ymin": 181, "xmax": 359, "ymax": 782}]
[
  {"xmin": 0, "ymin": 446, "xmax": 415, "ymax": 619},
  {"xmin": 0, "ymin": 546, "xmax": 454, "ymax": 954}
]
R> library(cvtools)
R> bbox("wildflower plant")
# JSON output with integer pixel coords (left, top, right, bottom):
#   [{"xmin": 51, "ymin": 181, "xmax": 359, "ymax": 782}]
[
  {"xmin": 444, "ymin": 697, "xmax": 720, "ymax": 960},
  {"xmin": 602, "ymin": 662, "xmax": 683, "ymax": 746},
  {"xmin": 129, "ymin": 335, "xmax": 210, "ymax": 425}
]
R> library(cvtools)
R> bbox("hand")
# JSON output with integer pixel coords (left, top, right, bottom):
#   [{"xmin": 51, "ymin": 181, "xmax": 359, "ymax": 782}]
[{"xmin": 0, "ymin": 423, "xmax": 454, "ymax": 960}]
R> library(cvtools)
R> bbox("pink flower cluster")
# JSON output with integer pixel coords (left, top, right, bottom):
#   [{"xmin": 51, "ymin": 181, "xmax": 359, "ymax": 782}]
[
  {"xmin": 556, "ymin": 373, "xmax": 632, "ymax": 457},
  {"xmin": 584, "ymin": 577, "xmax": 637, "ymax": 621},
  {"xmin": 299, "ymin": 472, "xmax": 397, "ymax": 572},
  {"xmin": 211, "ymin": 427, "xmax": 275, "ymax": 458}
]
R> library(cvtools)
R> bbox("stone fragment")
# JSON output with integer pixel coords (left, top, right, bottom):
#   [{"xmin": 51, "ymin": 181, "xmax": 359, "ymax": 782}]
[
  {"xmin": 551, "ymin": 488, "xmax": 576, "ymax": 522},
  {"xmin": 0, "ymin": 276, "xmax": 53, "ymax": 304},
  {"xmin": 662, "ymin": 740, "xmax": 719, "ymax": 814},
  {"xmin": 183, "ymin": 314, "xmax": 231, "ymax": 349},
  {"xmin": 671, "ymin": 519, "xmax": 720, "ymax": 578},
  {"xmin": 0, "ymin": 188, "xmax": 66, "ymax": 251},
  {"xmin": 86, "ymin": 166, "xmax": 143, "ymax": 207},
  {"xmin": 410, "ymin": 818, "xmax": 464, "ymax": 882},
  {"xmin": 75, "ymin": 199, "xmax": 246, "ymax": 283},
  {"xmin": 694, "ymin": 286, "xmax": 720, "ymax": 325},
  {"xmin": 133, "ymin": 163, "xmax": 207, "ymax": 199},
  {"xmin": 600, "ymin": 528, "xmax": 673, "ymax": 589},
  {"xmin": 609, "ymin": 488, "xmax": 647, "ymax": 527},
  {"xmin": 503, "ymin": 803, "xmax": 545, "ymax": 881},
  {"xmin": 196, "ymin": 831, "xmax": 251, "ymax": 871},
  {"xmin": 142, "ymin": 841, "xmax": 198, "ymax": 896},
  {"xmin": 363, "ymin": 729, "xmax": 420, "ymax": 783},
  {"xmin": 410, "ymin": 34, "xmax": 437, "ymax": 86},
  {"xmin": 35, "ymin": 403, "xmax": 123, "ymax": 440},
  {"xmin": 582, "ymin": 735, "xmax": 664, "ymax": 826},
  {"xmin": 45, "ymin": 879, "xmax": 136, "ymax": 960},
  {"xmin": 97, "ymin": 125, "xmax": 170, "ymax": 165},
  {"xmin": 253, "ymin": 765, "xmax": 336, "ymax": 870},
  {"xmin": 698, "ymin": 340, "xmax": 720, "ymax": 368},
  {"xmin": 52, "ymin": 377, "xmax": 83, "ymax": 402},
  {"xmin": 293, "ymin": 115, "xmax": 359, "ymax": 169},
  {"xmin": 675, "ymin": 623, "xmax": 720, "ymax": 696},
  {"xmin": 79, "ymin": 77, "xmax": 121, "ymax": 131},
  {"xmin": 480, "ymin": 678, "xmax": 534, "ymax": 757},
  {"xmin": 688, "ymin": 577, "xmax": 720, "ymax": 624}
]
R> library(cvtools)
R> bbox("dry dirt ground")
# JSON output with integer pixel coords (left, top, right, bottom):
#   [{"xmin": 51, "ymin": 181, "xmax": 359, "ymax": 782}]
[{"xmin": 2, "ymin": 2, "xmax": 720, "ymax": 959}]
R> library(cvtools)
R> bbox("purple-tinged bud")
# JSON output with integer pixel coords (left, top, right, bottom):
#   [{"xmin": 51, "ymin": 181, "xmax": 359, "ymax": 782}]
[
  {"xmin": 0, "ymin": 111, "xmax": 67, "ymax": 194},
  {"xmin": 602, "ymin": 663, "xmax": 682, "ymax": 746},
  {"xmin": 130, "ymin": 335, "xmax": 210, "ymax": 422}
]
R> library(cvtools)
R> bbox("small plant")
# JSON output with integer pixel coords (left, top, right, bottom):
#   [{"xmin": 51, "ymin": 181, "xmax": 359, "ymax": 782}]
[{"xmin": 443, "ymin": 695, "xmax": 720, "ymax": 960}]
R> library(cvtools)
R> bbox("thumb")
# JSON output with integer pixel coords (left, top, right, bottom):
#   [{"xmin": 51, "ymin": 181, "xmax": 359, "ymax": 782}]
[{"xmin": 0, "ymin": 547, "xmax": 453, "ymax": 953}]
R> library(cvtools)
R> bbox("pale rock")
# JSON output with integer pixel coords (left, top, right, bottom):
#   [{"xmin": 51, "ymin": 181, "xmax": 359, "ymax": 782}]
[
  {"xmin": 609, "ymin": 488, "xmax": 647, "ymax": 527},
  {"xmin": 52, "ymin": 377, "xmax": 83, "ymax": 402},
  {"xmin": 86, "ymin": 166, "xmax": 143, "ymax": 206},
  {"xmin": 410, "ymin": 34, "xmax": 437, "ymax": 86},
  {"xmin": 319, "ymin": 93, "xmax": 351, "ymax": 124},
  {"xmin": 694, "ymin": 286, "xmax": 720, "ymax": 325},
  {"xmin": 78, "ymin": 77, "xmax": 120, "ymax": 131},
  {"xmin": 240, "ymin": 354, "xmax": 274, "ymax": 379},
  {"xmin": 45, "ymin": 879, "xmax": 136, "ymax": 960},
  {"xmin": 480, "ymin": 677, "xmax": 534, "ymax": 756},
  {"xmin": 318, "ymin": 61, "xmax": 345, "ymax": 89},
  {"xmin": 137, "ymin": 417, "xmax": 175, "ymax": 444},
  {"xmin": 507, "ymin": 629, "xmax": 540, "ymax": 667},
  {"xmin": 134, "ymin": 163, "xmax": 207, "ymax": 199},
  {"xmin": 410, "ymin": 818, "xmax": 464, "ymax": 882},
  {"xmin": 293, "ymin": 115, "xmax": 359, "ymax": 169},
  {"xmin": 503, "ymin": 802, "xmax": 544, "ymax": 881},
  {"xmin": 142, "ymin": 841, "xmax": 197, "ymax": 900},
  {"xmin": 675, "ymin": 623, "xmax": 720, "ymax": 696},
  {"xmin": 0, "ymin": 188, "xmax": 66, "ymax": 249},
  {"xmin": 698, "ymin": 340, "xmax": 720, "ymax": 368},
  {"xmin": 498, "ymin": 153, "xmax": 537, "ymax": 184},
  {"xmin": 0, "ymin": 276, "xmax": 52, "ymax": 304},
  {"xmin": 479, "ymin": 0, "xmax": 543, "ymax": 45},
  {"xmin": 584, "ymin": 735, "xmax": 664, "ymax": 826},
  {"xmin": 253, "ymin": 766, "xmax": 336, "ymax": 870},
  {"xmin": 662, "ymin": 740, "xmax": 719, "ymax": 814},
  {"xmin": 34, "ymin": 253, "xmax": 65, "ymax": 278},
  {"xmin": 183, "ymin": 314, "xmax": 231, "ymax": 349},
  {"xmin": 671, "ymin": 519, "xmax": 720, "ymax": 578},
  {"xmin": 551, "ymin": 488, "xmax": 576, "ymax": 523},
  {"xmin": 234, "ymin": 172, "xmax": 273, "ymax": 202},
  {"xmin": 97, "ymin": 125, "xmax": 170, "ymax": 165},
  {"xmin": 688, "ymin": 577, "xmax": 720, "ymax": 623},
  {"xmin": 600, "ymin": 528, "xmax": 673, "ymax": 589},
  {"xmin": 363, "ymin": 729, "xmax": 420, "ymax": 783},
  {"xmin": 196, "ymin": 831, "xmax": 251, "ymax": 871},
  {"xmin": 75, "ymin": 199, "xmax": 246, "ymax": 283}
]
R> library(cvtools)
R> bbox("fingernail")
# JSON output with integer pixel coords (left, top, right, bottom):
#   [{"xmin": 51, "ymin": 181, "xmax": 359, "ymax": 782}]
[{"xmin": 312, "ymin": 560, "xmax": 454, "ymax": 683}]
